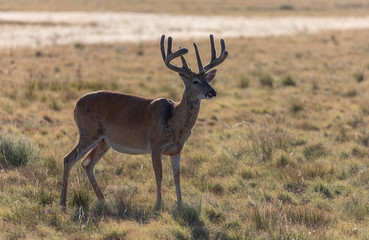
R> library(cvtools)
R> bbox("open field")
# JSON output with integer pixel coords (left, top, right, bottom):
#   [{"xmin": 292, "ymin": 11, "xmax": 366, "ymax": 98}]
[
  {"xmin": 2, "ymin": 0, "xmax": 369, "ymax": 16},
  {"xmin": 1, "ymin": 25, "xmax": 369, "ymax": 239}
]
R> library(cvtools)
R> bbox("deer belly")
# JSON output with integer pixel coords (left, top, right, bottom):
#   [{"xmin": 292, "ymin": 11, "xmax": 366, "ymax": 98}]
[{"xmin": 108, "ymin": 141, "xmax": 150, "ymax": 155}]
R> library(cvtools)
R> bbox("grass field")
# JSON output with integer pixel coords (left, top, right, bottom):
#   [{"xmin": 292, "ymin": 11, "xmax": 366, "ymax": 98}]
[
  {"xmin": 1, "ymin": 28, "xmax": 369, "ymax": 239},
  {"xmin": 1, "ymin": 1, "xmax": 369, "ymax": 239}
]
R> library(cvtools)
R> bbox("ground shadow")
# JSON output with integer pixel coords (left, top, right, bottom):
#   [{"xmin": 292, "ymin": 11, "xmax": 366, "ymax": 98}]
[{"xmin": 172, "ymin": 203, "xmax": 209, "ymax": 240}]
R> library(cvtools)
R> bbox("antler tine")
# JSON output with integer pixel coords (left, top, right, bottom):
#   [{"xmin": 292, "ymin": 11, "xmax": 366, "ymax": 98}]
[
  {"xmin": 160, "ymin": 35, "xmax": 166, "ymax": 62},
  {"xmin": 209, "ymin": 34, "xmax": 216, "ymax": 62},
  {"xmin": 160, "ymin": 35, "xmax": 191, "ymax": 77},
  {"xmin": 167, "ymin": 36, "xmax": 173, "ymax": 56},
  {"xmin": 204, "ymin": 35, "xmax": 229, "ymax": 72},
  {"xmin": 180, "ymin": 55, "xmax": 190, "ymax": 70},
  {"xmin": 193, "ymin": 43, "xmax": 204, "ymax": 74}
]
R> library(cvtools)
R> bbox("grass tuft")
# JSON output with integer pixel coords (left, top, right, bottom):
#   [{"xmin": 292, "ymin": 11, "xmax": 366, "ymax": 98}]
[
  {"xmin": 314, "ymin": 183, "xmax": 333, "ymax": 198},
  {"xmin": 208, "ymin": 182, "xmax": 225, "ymax": 195},
  {"xmin": 303, "ymin": 143, "xmax": 326, "ymax": 160},
  {"xmin": 39, "ymin": 188, "xmax": 55, "ymax": 206},
  {"xmin": 259, "ymin": 74, "xmax": 274, "ymax": 88},
  {"xmin": 172, "ymin": 203, "xmax": 208, "ymax": 239},
  {"xmin": 282, "ymin": 75, "xmax": 296, "ymax": 86},
  {"xmin": 72, "ymin": 188, "xmax": 91, "ymax": 210},
  {"xmin": 205, "ymin": 208, "xmax": 225, "ymax": 224},
  {"xmin": 239, "ymin": 75, "xmax": 250, "ymax": 88},
  {"xmin": 0, "ymin": 132, "xmax": 38, "ymax": 169},
  {"xmin": 354, "ymin": 72, "xmax": 364, "ymax": 82}
]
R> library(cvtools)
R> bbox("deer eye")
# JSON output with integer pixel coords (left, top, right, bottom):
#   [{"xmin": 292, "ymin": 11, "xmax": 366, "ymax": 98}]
[{"xmin": 192, "ymin": 80, "xmax": 200, "ymax": 85}]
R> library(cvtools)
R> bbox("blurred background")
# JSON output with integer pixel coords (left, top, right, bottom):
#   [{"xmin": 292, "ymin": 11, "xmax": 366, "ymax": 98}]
[{"xmin": 1, "ymin": 0, "xmax": 369, "ymax": 48}]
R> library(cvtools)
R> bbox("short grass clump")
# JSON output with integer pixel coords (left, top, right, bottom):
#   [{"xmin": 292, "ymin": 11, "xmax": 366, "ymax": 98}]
[
  {"xmin": 259, "ymin": 74, "xmax": 274, "ymax": 88},
  {"xmin": 303, "ymin": 142, "xmax": 326, "ymax": 160},
  {"xmin": 0, "ymin": 131, "xmax": 38, "ymax": 169},
  {"xmin": 314, "ymin": 183, "xmax": 333, "ymax": 199},
  {"xmin": 281, "ymin": 75, "xmax": 296, "ymax": 86},
  {"xmin": 354, "ymin": 72, "xmax": 364, "ymax": 82},
  {"xmin": 239, "ymin": 75, "xmax": 250, "ymax": 88},
  {"xmin": 72, "ymin": 188, "xmax": 92, "ymax": 210}
]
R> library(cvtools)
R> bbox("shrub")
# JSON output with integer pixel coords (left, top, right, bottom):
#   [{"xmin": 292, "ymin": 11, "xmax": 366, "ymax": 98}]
[
  {"xmin": 289, "ymin": 98, "xmax": 304, "ymax": 113},
  {"xmin": 172, "ymin": 203, "xmax": 208, "ymax": 239},
  {"xmin": 303, "ymin": 143, "xmax": 326, "ymax": 160},
  {"xmin": 344, "ymin": 197, "xmax": 369, "ymax": 221},
  {"xmin": 284, "ymin": 181, "xmax": 307, "ymax": 194},
  {"xmin": 240, "ymin": 169, "xmax": 254, "ymax": 180},
  {"xmin": 253, "ymin": 209, "xmax": 267, "ymax": 230},
  {"xmin": 282, "ymin": 75, "xmax": 296, "ymax": 86},
  {"xmin": 280, "ymin": 5, "xmax": 294, "ymax": 10},
  {"xmin": 276, "ymin": 154, "xmax": 290, "ymax": 168},
  {"xmin": 239, "ymin": 75, "xmax": 249, "ymax": 88},
  {"xmin": 208, "ymin": 182, "xmax": 225, "ymax": 195},
  {"xmin": 347, "ymin": 114, "xmax": 364, "ymax": 128},
  {"xmin": 205, "ymin": 208, "xmax": 225, "ymax": 224},
  {"xmin": 314, "ymin": 183, "xmax": 333, "ymax": 198},
  {"xmin": 344, "ymin": 89, "xmax": 357, "ymax": 98},
  {"xmin": 360, "ymin": 130, "xmax": 369, "ymax": 146},
  {"xmin": 354, "ymin": 72, "xmax": 364, "ymax": 82},
  {"xmin": 39, "ymin": 188, "xmax": 55, "ymax": 206},
  {"xmin": 72, "ymin": 188, "xmax": 91, "ymax": 210},
  {"xmin": 288, "ymin": 205, "xmax": 330, "ymax": 228},
  {"xmin": 0, "ymin": 132, "xmax": 38, "ymax": 169},
  {"xmin": 259, "ymin": 74, "xmax": 273, "ymax": 88},
  {"xmin": 277, "ymin": 193, "xmax": 294, "ymax": 204}
]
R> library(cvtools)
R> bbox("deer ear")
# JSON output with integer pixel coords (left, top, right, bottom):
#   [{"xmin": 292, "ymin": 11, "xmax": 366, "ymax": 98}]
[{"xmin": 206, "ymin": 69, "xmax": 217, "ymax": 82}]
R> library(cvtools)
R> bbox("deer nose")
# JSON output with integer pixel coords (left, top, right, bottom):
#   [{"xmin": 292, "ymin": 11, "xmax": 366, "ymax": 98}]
[
  {"xmin": 211, "ymin": 89, "xmax": 217, "ymax": 97},
  {"xmin": 206, "ymin": 89, "xmax": 216, "ymax": 98}
]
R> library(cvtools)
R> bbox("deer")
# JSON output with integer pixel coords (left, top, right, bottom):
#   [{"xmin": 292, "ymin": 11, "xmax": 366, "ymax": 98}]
[{"xmin": 60, "ymin": 34, "xmax": 228, "ymax": 209}]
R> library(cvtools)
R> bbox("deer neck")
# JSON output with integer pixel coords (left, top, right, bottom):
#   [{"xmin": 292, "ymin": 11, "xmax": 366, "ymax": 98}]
[{"xmin": 175, "ymin": 89, "xmax": 201, "ymax": 130}]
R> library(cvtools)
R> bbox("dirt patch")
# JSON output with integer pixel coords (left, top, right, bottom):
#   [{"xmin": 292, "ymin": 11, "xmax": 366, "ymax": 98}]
[{"xmin": 1, "ymin": 12, "xmax": 369, "ymax": 48}]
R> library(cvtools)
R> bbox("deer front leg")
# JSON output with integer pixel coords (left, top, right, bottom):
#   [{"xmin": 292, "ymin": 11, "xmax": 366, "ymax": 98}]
[
  {"xmin": 151, "ymin": 150, "xmax": 163, "ymax": 208},
  {"xmin": 170, "ymin": 153, "xmax": 182, "ymax": 204}
]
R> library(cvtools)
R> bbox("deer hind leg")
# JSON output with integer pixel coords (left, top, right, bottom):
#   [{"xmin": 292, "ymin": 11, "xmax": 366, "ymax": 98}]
[
  {"xmin": 81, "ymin": 138, "xmax": 110, "ymax": 202},
  {"xmin": 60, "ymin": 135, "xmax": 102, "ymax": 208}
]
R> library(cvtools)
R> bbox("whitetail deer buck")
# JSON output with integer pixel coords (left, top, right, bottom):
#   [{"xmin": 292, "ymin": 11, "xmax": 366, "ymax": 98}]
[{"xmin": 60, "ymin": 34, "xmax": 228, "ymax": 208}]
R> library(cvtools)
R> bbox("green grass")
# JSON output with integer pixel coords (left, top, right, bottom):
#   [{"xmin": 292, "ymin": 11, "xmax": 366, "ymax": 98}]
[
  {"xmin": 0, "ymin": 130, "xmax": 38, "ymax": 169},
  {"xmin": 1, "ymin": 28, "xmax": 369, "ymax": 239}
]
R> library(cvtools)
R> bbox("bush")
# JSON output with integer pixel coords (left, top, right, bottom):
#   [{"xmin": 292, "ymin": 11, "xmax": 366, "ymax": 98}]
[
  {"xmin": 282, "ymin": 75, "xmax": 296, "ymax": 86},
  {"xmin": 303, "ymin": 143, "xmax": 326, "ymax": 160},
  {"xmin": 280, "ymin": 5, "xmax": 294, "ymax": 10},
  {"xmin": 259, "ymin": 74, "xmax": 273, "ymax": 88},
  {"xmin": 289, "ymin": 98, "xmax": 304, "ymax": 113},
  {"xmin": 72, "ymin": 188, "xmax": 91, "ymax": 209},
  {"xmin": 0, "ymin": 132, "xmax": 38, "ymax": 169},
  {"xmin": 354, "ymin": 72, "xmax": 364, "ymax": 82},
  {"xmin": 314, "ymin": 183, "xmax": 333, "ymax": 198},
  {"xmin": 239, "ymin": 75, "xmax": 250, "ymax": 88}
]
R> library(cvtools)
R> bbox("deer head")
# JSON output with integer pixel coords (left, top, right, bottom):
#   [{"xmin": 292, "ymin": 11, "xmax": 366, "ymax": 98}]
[{"xmin": 160, "ymin": 34, "xmax": 228, "ymax": 100}]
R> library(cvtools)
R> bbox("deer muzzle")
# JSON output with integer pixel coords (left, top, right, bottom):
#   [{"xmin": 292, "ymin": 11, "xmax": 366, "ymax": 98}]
[{"xmin": 205, "ymin": 89, "xmax": 217, "ymax": 99}]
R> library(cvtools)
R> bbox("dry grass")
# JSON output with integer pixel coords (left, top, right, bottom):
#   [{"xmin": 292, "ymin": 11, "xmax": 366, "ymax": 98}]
[
  {"xmin": 2, "ymin": 0, "xmax": 369, "ymax": 16},
  {"xmin": 1, "ymin": 26, "xmax": 369, "ymax": 239}
]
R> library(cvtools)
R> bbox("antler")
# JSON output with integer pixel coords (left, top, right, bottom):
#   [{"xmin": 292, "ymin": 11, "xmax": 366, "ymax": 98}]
[
  {"xmin": 194, "ymin": 34, "xmax": 228, "ymax": 73},
  {"xmin": 160, "ymin": 35, "xmax": 192, "ymax": 77}
]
